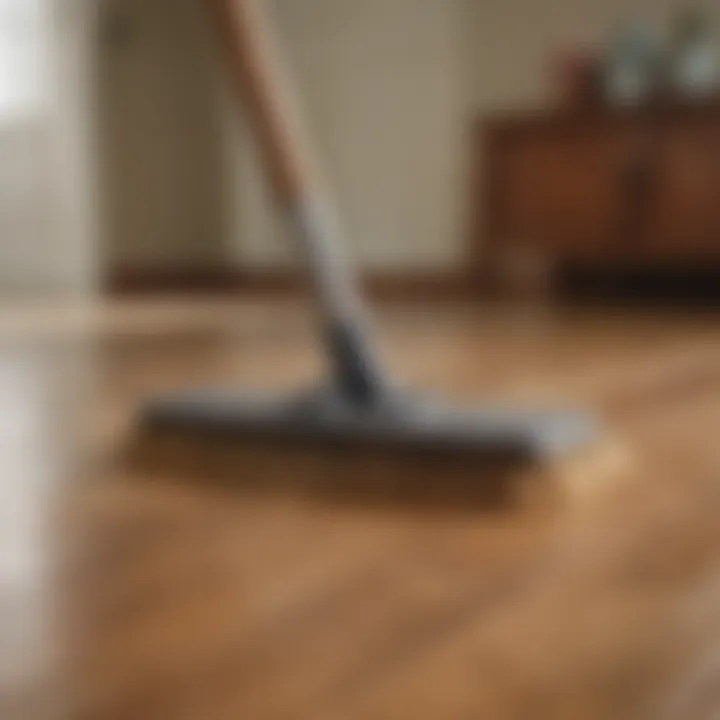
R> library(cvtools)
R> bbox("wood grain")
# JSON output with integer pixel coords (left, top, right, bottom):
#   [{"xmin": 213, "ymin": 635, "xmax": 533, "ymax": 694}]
[{"xmin": 1, "ymin": 300, "xmax": 720, "ymax": 719}]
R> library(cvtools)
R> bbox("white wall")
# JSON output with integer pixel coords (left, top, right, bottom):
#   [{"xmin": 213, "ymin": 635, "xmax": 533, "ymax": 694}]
[
  {"xmin": 0, "ymin": 1, "xmax": 55, "ymax": 295},
  {"xmin": 0, "ymin": 0, "xmax": 101, "ymax": 297},
  {"xmin": 226, "ymin": 0, "xmax": 470, "ymax": 272}
]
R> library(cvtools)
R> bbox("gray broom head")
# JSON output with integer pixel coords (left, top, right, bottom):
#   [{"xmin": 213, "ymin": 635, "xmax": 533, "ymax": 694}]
[{"xmin": 141, "ymin": 385, "xmax": 598, "ymax": 463}]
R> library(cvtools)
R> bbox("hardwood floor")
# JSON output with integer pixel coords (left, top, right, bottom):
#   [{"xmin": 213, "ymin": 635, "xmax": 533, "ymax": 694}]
[{"xmin": 2, "ymin": 298, "xmax": 720, "ymax": 719}]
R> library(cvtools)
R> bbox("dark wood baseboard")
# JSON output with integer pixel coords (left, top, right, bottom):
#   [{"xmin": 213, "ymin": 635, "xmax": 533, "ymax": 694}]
[
  {"xmin": 106, "ymin": 267, "xmax": 478, "ymax": 301},
  {"xmin": 107, "ymin": 268, "xmax": 243, "ymax": 294}
]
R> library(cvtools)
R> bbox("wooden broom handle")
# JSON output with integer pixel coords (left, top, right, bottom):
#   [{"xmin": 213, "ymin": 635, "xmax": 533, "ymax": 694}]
[
  {"xmin": 205, "ymin": 0, "xmax": 388, "ymax": 401},
  {"xmin": 205, "ymin": 0, "xmax": 313, "ymax": 204}
]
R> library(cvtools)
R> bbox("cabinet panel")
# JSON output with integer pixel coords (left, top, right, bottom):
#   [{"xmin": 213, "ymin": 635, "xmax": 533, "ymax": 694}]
[
  {"xmin": 481, "ymin": 110, "xmax": 720, "ymax": 285},
  {"xmin": 495, "ymin": 127, "xmax": 636, "ymax": 260},
  {"xmin": 649, "ymin": 121, "xmax": 720, "ymax": 260}
]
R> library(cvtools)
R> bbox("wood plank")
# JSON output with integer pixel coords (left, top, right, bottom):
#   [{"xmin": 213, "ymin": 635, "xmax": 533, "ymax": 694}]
[{"xmin": 0, "ymin": 300, "xmax": 719, "ymax": 719}]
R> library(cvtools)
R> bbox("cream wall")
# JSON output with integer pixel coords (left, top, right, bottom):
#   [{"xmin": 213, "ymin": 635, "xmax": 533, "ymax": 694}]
[
  {"xmin": 0, "ymin": 1, "xmax": 47, "ymax": 295},
  {"xmin": 50, "ymin": 0, "xmax": 101, "ymax": 295},
  {"xmin": 225, "ymin": 0, "xmax": 470, "ymax": 272},
  {"xmin": 468, "ymin": 0, "xmax": 697, "ymax": 111},
  {"xmin": 0, "ymin": 0, "xmax": 227, "ymax": 293},
  {"xmin": 0, "ymin": 1, "xmax": 72, "ymax": 295},
  {"xmin": 0, "ymin": 0, "xmax": 102, "ymax": 296},
  {"xmin": 97, "ymin": 0, "xmax": 226, "ymax": 274}
]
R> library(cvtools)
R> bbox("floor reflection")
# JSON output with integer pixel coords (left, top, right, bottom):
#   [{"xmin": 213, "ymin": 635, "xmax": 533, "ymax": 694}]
[{"xmin": 0, "ymin": 343, "xmax": 90, "ymax": 718}]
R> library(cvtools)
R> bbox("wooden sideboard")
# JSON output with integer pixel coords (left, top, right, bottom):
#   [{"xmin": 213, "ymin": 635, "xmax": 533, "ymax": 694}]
[{"xmin": 477, "ymin": 105, "xmax": 720, "ymax": 293}]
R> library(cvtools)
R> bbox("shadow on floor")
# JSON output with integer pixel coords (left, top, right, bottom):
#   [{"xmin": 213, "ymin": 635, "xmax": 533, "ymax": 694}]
[{"xmin": 120, "ymin": 428, "xmax": 557, "ymax": 515}]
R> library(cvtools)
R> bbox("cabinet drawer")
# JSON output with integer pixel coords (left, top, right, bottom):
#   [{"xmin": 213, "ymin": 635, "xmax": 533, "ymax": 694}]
[
  {"xmin": 648, "ymin": 121, "xmax": 720, "ymax": 260},
  {"xmin": 480, "ymin": 110, "xmax": 720, "ymax": 282},
  {"xmin": 493, "ymin": 126, "xmax": 640, "ymax": 260}
]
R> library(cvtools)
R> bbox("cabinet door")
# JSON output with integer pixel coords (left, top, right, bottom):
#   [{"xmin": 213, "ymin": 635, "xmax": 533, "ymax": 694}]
[
  {"xmin": 648, "ymin": 122, "xmax": 720, "ymax": 261},
  {"xmin": 496, "ymin": 127, "xmax": 635, "ymax": 261}
]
